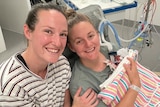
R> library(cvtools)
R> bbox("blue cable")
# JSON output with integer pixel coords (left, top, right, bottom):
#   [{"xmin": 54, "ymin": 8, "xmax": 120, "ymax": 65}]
[{"xmin": 99, "ymin": 19, "xmax": 122, "ymax": 49}]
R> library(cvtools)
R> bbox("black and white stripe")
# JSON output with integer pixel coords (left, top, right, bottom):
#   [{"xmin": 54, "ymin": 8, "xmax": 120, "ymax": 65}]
[{"xmin": 0, "ymin": 53, "xmax": 71, "ymax": 107}]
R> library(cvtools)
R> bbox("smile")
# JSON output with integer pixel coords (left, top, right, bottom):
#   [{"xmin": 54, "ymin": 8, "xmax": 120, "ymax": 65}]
[
  {"xmin": 47, "ymin": 48, "xmax": 59, "ymax": 53},
  {"xmin": 85, "ymin": 47, "xmax": 95, "ymax": 53}
]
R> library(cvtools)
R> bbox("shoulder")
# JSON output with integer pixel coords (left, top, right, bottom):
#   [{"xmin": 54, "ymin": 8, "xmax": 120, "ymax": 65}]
[
  {"xmin": 0, "ymin": 52, "xmax": 23, "ymax": 73},
  {"xmin": 52, "ymin": 55, "xmax": 71, "ymax": 69},
  {"xmin": 48, "ymin": 55, "xmax": 71, "ymax": 77},
  {"xmin": 71, "ymin": 60, "xmax": 86, "ymax": 76},
  {"xmin": 58, "ymin": 55, "xmax": 70, "ymax": 65},
  {"xmin": 70, "ymin": 60, "xmax": 85, "ymax": 81},
  {"xmin": 0, "ymin": 53, "xmax": 32, "ymax": 97},
  {"xmin": 69, "ymin": 61, "xmax": 84, "ymax": 97},
  {"xmin": 70, "ymin": 60, "xmax": 92, "ymax": 87}
]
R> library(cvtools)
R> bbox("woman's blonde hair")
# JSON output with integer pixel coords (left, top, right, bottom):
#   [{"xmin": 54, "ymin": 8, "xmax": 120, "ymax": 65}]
[{"xmin": 65, "ymin": 9, "xmax": 96, "ymax": 42}]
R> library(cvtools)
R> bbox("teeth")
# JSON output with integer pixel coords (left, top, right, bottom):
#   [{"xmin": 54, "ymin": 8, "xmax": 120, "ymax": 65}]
[
  {"xmin": 48, "ymin": 48, "xmax": 58, "ymax": 53},
  {"xmin": 51, "ymin": 49, "xmax": 58, "ymax": 53},
  {"xmin": 86, "ymin": 47, "xmax": 94, "ymax": 53}
]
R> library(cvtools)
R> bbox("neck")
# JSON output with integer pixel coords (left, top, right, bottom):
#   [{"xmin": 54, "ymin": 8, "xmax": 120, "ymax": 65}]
[
  {"xmin": 21, "ymin": 49, "xmax": 47, "ymax": 79},
  {"xmin": 81, "ymin": 52, "xmax": 107, "ymax": 72}
]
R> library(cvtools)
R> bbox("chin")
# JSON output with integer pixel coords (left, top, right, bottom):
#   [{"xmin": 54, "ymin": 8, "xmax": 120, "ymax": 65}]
[{"xmin": 48, "ymin": 58, "xmax": 59, "ymax": 63}]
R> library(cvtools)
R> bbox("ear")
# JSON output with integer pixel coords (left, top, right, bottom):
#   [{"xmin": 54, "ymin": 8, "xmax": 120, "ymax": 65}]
[
  {"xmin": 23, "ymin": 24, "xmax": 32, "ymax": 40},
  {"xmin": 67, "ymin": 43, "xmax": 76, "ymax": 52}
]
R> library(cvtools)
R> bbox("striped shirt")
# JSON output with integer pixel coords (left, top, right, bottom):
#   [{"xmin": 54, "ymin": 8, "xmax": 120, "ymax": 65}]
[
  {"xmin": 0, "ymin": 52, "xmax": 71, "ymax": 107},
  {"xmin": 98, "ymin": 61, "xmax": 160, "ymax": 107}
]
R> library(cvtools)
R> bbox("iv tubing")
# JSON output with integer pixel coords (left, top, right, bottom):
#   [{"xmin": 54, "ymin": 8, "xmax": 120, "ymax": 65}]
[
  {"xmin": 118, "ymin": 23, "xmax": 149, "ymax": 43},
  {"xmin": 99, "ymin": 19, "xmax": 122, "ymax": 48}
]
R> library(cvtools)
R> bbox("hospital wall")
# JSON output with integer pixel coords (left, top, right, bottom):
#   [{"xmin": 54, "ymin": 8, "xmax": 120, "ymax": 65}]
[
  {"xmin": 0, "ymin": 0, "xmax": 160, "ymax": 71},
  {"xmin": 0, "ymin": 0, "xmax": 159, "ymax": 34}
]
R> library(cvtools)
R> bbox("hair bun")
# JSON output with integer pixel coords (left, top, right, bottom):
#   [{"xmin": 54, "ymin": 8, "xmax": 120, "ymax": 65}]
[{"xmin": 65, "ymin": 9, "xmax": 77, "ymax": 19}]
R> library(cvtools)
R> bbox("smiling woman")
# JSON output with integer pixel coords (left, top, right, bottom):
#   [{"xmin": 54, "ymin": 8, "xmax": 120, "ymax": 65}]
[
  {"xmin": 0, "ymin": 3, "xmax": 70, "ymax": 107},
  {"xmin": 66, "ymin": 8, "xmax": 141, "ymax": 107},
  {"xmin": 0, "ymin": 3, "xmax": 100, "ymax": 107}
]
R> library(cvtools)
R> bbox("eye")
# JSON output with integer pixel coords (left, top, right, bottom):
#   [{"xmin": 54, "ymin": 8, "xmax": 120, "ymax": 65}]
[
  {"xmin": 44, "ymin": 29, "xmax": 53, "ymax": 35},
  {"xmin": 88, "ymin": 34, "xmax": 94, "ymax": 39},
  {"xmin": 60, "ymin": 33, "xmax": 68, "ymax": 38},
  {"xmin": 76, "ymin": 40, "xmax": 81, "ymax": 44},
  {"xmin": 75, "ymin": 39, "xmax": 83, "ymax": 45}
]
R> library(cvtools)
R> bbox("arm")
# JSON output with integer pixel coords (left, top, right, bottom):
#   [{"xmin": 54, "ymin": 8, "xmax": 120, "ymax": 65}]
[
  {"xmin": 116, "ymin": 57, "xmax": 141, "ymax": 107},
  {"xmin": 64, "ymin": 89, "xmax": 71, "ymax": 107},
  {"xmin": 0, "ymin": 95, "xmax": 34, "ymax": 107},
  {"xmin": 72, "ymin": 87, "xmax": 99, "ymax": 107}
]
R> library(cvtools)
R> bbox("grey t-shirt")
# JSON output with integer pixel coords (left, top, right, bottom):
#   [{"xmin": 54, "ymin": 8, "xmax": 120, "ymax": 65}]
[{"xmin": 69, "ymin": 46, "xmax": 112, "ymax": 107}]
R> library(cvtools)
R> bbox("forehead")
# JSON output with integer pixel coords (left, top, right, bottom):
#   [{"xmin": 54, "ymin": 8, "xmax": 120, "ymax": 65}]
[
  {"xmin": 69, "ymin": 21, "xmax": 96, "ymax": 39},
  {"xmin": 36, "ymin": 9, "xmax": 67, "ymax": 28},
  {"xmin": 37, "ymin": 9, "xmax": 66, "ymax": 20},
  {"xmin": 71, "ymin": 21, "xmax": 95, "ymax": 34}
]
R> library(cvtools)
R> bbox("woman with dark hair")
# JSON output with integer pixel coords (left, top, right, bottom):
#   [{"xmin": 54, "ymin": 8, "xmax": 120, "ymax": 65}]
[{"xmin": 0, "ymin": 3, "xmax": 98, "ymax": 107}]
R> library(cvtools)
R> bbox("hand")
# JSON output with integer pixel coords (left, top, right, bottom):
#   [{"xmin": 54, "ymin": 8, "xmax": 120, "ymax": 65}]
[
  {"xmin": 123, "ymin": 57, "xmax": 141, "ymax": 87},
  {"xmin": 72, "ymin": 87, "xmax": 99, "ymax": 107}
]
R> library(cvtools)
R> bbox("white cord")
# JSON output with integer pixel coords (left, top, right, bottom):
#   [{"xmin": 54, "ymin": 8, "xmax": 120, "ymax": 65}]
[{"xmin": 99, "ymin": 19, "xmax": 115, "ymax": 52}]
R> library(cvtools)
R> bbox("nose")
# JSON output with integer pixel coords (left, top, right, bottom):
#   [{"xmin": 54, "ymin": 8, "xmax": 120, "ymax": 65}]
[
  {"xmin": 51, "ymin": 34, "xmax": 61, "ymax": 47},
  {"xmin": 85, "ymin": 39, "xmax": 92, "ymax": 47}
]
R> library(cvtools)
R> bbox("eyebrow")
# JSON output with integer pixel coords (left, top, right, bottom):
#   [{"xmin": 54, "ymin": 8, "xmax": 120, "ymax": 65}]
[
  {"xmin": 88, "ymin": 31, "xmax": 94, "ymax": 35},
  {"xmin": 62, "ymin": 30, "xmax": 68, "ymax": 33},
  {"xmin": 87, "ymin": 31, "xmax": 95, "ymax": 35},
  {"xmin": 42, "ymin": 26, "xmax": 68, "ymax": 32},
  {"xmin": 73, "ymin": 37, "xmax": 82, "ymax": 42}
]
